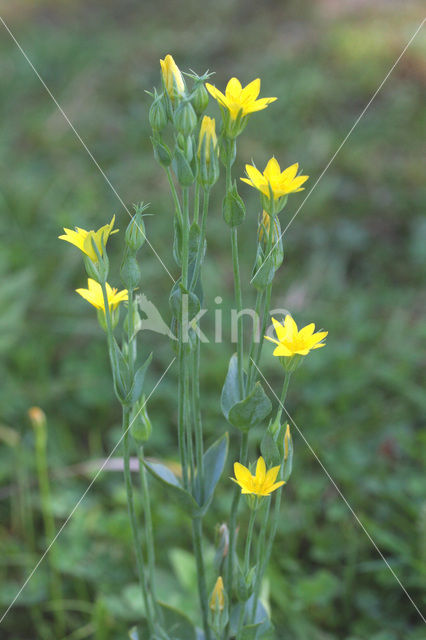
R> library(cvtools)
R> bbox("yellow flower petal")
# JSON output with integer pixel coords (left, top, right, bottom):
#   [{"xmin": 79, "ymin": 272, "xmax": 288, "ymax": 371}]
[
  {"xmin": 298, "ymin": 323, "xmax": 315, "ymax": 340},
  {"xmin": 267, "ymin": 481, "xmax": 285, "ymax": 493},
  {"xmin": 240, "ymin": 78, "xmax": 260, "ymax": 102},
  {"xmin": 245, "ymin": 164, "xmax": 265, "ymax": 188},
  {"xmin": 271, "ymin": 317, "xmax": 287, "ymax": 342},
  {"xmin": 265, "ymin": 465, "xmax": 280, "ymax": 486},
  {"xmin": 264, "ymin": 157, "xmax": 281, "ymax": 181},
  {"xmin": 234, "ymin": 462, "xmax": 252, "ymax": 486},
  {"xmin": 255, "ymin": 457, "xmax": 266, "ymax": 485},
  {"xmin": 281, "ymin": 162, "xmax": 299, "ymax": 181},
  {"xmin": 226, "ymin": 77, "xmax": 243, "ymax": 99}
]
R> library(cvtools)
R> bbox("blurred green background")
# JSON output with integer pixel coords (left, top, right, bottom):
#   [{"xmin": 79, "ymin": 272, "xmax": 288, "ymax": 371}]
[{"xmin": 0, "ymin": 0, "xmax": 425, "ymax": 638}]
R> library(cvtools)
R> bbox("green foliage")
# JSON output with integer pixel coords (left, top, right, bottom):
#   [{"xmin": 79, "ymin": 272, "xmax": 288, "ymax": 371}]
[{"xmin": 0, "ymin": 1, "xmax": 425, "ymax": 639}]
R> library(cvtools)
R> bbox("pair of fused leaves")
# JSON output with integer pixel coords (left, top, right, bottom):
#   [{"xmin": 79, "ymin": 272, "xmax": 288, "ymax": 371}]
[
  {"xmin": 229, "ymin": 597, "xmax": 274, "ymax": 640},
  {"xmin": 109, "ymin": 337, "xmax": 152, "ymax": 406},
  {"xmin": 173, "ymin": 216, "xmax": 206, "ymax": 271},
  {"xmin": 251, "ymin": 216, "xmax": 284, "ymax": 290},
  {"xmin": 261, "ymin": 422, "xmax": 293, "ymax": 483},
  {"xmin": 143, "ymin": 432, "xmax": 228, "ymax": 518},
  {"xmin": 221, "ymin": 354, "xmax": 272, "ymax": 431}
]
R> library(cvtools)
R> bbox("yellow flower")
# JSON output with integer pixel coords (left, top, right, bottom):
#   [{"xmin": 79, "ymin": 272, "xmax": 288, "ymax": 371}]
[
  {"xmin": 206, "ymin": 77, "xmax": 276, "ymax": 120},
  {"xmin": 160, "ymin": 54, "xmax": 185, "ymax": 101},
  {"xmin": 59, "ymin": 216, "xmax": 117, "ymax": 262},
  {"xmin": 265, "ymin": 315, "xmax": 327, "ymax": 357},
  {"xmin": 209, "ymin": 576, "xmax": 225, "ymax": 611},
  {"xmin": 198, "ymin": 115, "xmax": 217, "ymax": 163},
  {"xmin": 76, "ymin": 278, "xmax": 128, "ymax": 314},
  {"xmin": 241, "ymin": 158, "xmax": 308, "ymax": 201},
  {"xmin": 232, "ymin": 456, "xmax": 285, "ymax": 497}
]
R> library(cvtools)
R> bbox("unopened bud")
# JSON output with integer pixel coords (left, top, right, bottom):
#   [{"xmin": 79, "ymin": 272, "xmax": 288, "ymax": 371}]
[
  {"xmin": 131, "ymin": 396, "xmax": 152, "ymax": 442},
  {"xmin": 209, "ymin": 576, "xmax": 225, "ymax": 612},
  {"xmin": 151, "ymin": 136, "xmax": 172, "ymax": 167},
  {"xmin": 120, "ymin": 253, "xmax": 141, "ymax": 290},
  {"xmin": 191, "ymin": 82, "xmax": 209, "ymax": 115},
  {"xmin": 125, "ymin": 212, "xmax": 146, "ymax": 253},
  {"xmin": 173, "ymin": 100, "xmax": 197, "ymax": 137},
  {"xmin": 149, "ymin": 93, "xmax": 168, "ymax": 132},
  {"xmin": 28, "ymin": 407, "xmax": 46, "ymax": 430},
  {"xmin": 160, "ymin": 54, "xmax": 185, "ymax": 102}
]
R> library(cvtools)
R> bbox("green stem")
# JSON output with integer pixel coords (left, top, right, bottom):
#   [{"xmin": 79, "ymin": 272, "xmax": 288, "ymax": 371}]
[
  {"xmin": 231, "ymin": 227, "xmax": 245, "ymax": 399},
  {"xmin": 246, "ymin": 289, "xmax": 264, "ymax": 390},
  {"xmin": 127, "ymin": 288, "xmax": 135, "ymax": 377},
  {"xmin": 225, "ymin": 432, "xmax": 249, "ymax": 596},
  {"xmin": 178, "ymin": 187, "xmax": 191, "ymax": 490},
  {"xmin": 166, "ymin": 166, "xmax": 183, "ymax": 225},
  {"xmin": 236, "ymin": 509, "xmax": 257, "ymax": 637},
  {"xmin": 122, "ymin": 408, "xmax": 155, "ymax": 633},
  {"xmin": 192, "ymin": 517, "xmax": 211, "ymax": 640},
  {"xmin": 243, "ymin": 509, "xmax": 256, "ymax": 574},
  {"xmin": 193, "ymin": 181, "xmax": 200, "ymax": 224},
  {"xmin": 190, "ymin": 188, "xmax": 209, "ymax": 291},
  {"xmin": 250, "ymin": 499, "xmax": 271, "ymax": 622},
  {"xmin": 253, "ymin": 373, "xmax": 292, "ymax": 609},
  {"xmin": 34, "ymin": 425, "xmax": 65, "ymax": 636},
  {"xmin": 248, "ymin": 208, "xmax": 275, "ymax": 387},
  {"xmin": 192, "ymin": 342, "xmax": 204, "ymax": 502},
  {"xmin": 138, "ymin": 446, "xmax": 158, "ymax": 613},
  {"xmin": 276, "ymin": 371, "xmax": 292, "ymax": 425}
]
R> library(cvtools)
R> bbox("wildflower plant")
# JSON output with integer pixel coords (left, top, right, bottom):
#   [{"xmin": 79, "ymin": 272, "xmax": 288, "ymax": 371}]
[{"xmin": 60, "ymin": 54, "xmax": 327, "ymax": 639}]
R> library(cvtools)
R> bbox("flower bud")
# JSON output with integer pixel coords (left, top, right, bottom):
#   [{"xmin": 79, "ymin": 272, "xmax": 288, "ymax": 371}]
[
  {"xmin": 149, "ymin": 92, "xmax": 168, "ymax": 132},
  {"xmin": 191, "ymin": 82, "xmax": 209, "ymax": 115},
  {"xmin": 198, "ymin": 116, "xmax": 219, "ymax": 188},
  {"xmin": 28, "ymin": 407, "xmax": 46, "ymax": 430},
  {"xmin": 223, "ymin": 182, "xmax": 245, "ymax": 226},
  {"xmin": 131, "ymin": 395, "xmax": 152, "ymax": 443},
  {"xmin": 151, "ymin": 136, "xmax": 172, "ymax": 167},
  {"xmin": 208, "ymin": 576, "xmax": 228, "ymax": 635},
  {"xmin": 282, "ymin": 423, "xmax": 293, "ymax": 482},
  {"xmin": 173, "ymin": 100, "xmax": 197, "ymax": 137},
  {"xmin": 125, "ymin": 213, "xmax": 145, "ymax": 253},
  {"xmin": 120, "ymin": 252, "xmax": 141, "ymax": 290},
  {"xmin": 209, "ymin": 577, "xmax": 225, "ymax": 612},
  {"xmin": 160, "ymin": 54, "xmax": 185, "ymax": 102}
]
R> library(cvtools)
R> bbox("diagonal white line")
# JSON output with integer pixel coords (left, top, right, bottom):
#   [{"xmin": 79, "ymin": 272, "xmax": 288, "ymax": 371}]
[
  {"xmin": 0, "ymin": 357, "xmax": 176, "ymax": 625},
  {"xmin": 251, "ymin": 358, "xmax": 426, "ymax": 624},
  {"xmin": 0, "ymin": 15, "xmax": 176, "ymax": 284},
  {"xmin": 251, "ymin": 17, "xmax": 425, "ymax": 284}
]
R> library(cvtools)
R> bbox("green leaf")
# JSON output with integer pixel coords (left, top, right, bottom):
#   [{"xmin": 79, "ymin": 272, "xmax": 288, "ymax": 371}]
[
  {"xmin": 221, "ymin": 354, "xmax": 246, "ymax": 420},
  {"xmin": 251, "ymin": 251, "xmax": 276, "ymax": 291},
  {"xmin": 189, "ymin": 221, "xmax": 205, "ymax": 265},
  {"xmin": 228, "ymin": 382, "xmax": 272, "ymax": 432},
  {"xmin": 125, "ymin": 353, "xmax": 152, "ymax": 405},
  {"xmin": 143, "ymin": 460, "xmax": 198, "ymax": 514},
  {"xmin": 173, "ymin": 215, "xmax": 183, "ymax": 266},
  {"xmin": 109, "ymin": 337, "xmax": 131, "ymax": 402},
  {"xmin": 194, "ymin": 433, "xmax": 229, "ymax": 514},
  {"xmin": 260, "ymin": 430, "xmax": 281, "ymax": 467},
  {"xmin": 169, "ymin": 280, "xmax": 201, "ymax": 318}
]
